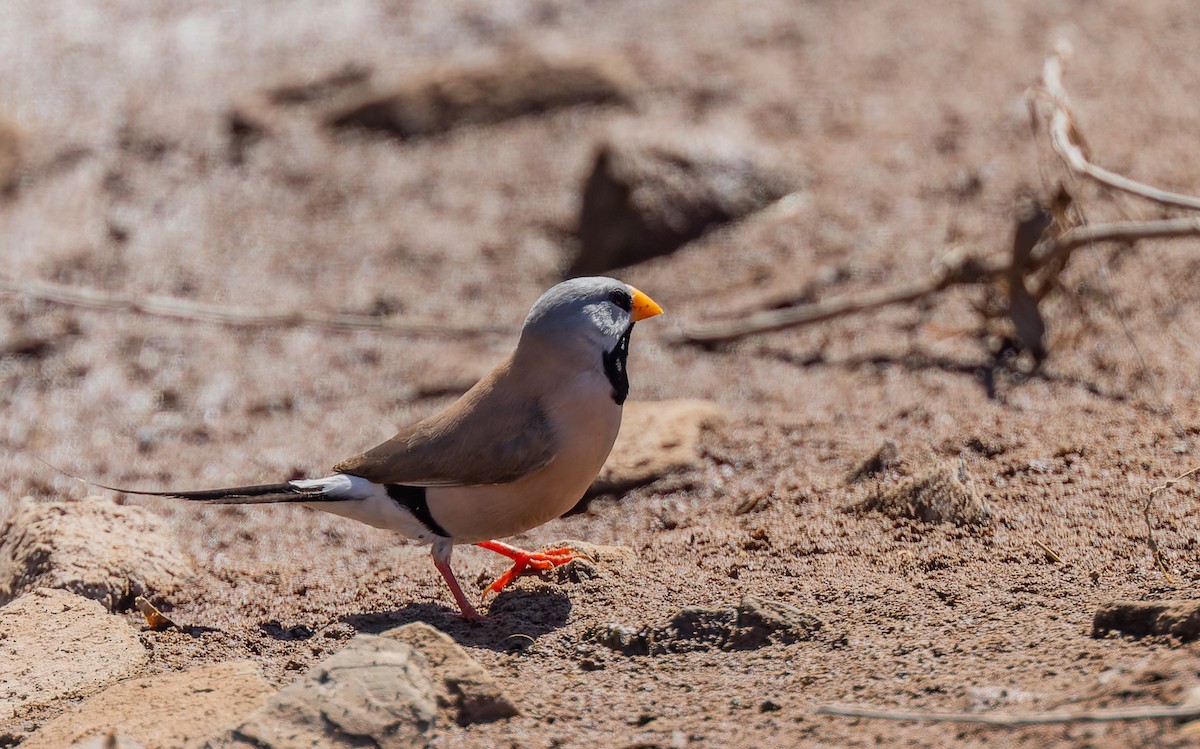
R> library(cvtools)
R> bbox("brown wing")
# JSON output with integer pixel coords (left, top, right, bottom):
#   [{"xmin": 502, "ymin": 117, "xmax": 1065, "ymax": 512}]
[{"xmin": 331, "ymin": 357, "xmax": 557, "ymax": 486}]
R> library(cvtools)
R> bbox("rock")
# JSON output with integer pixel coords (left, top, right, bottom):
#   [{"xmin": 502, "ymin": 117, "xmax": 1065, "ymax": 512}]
[
  {"xmin": 382, "ymin": 622, "xmax": 519, "ymax": 725},
  {"xmin": 853, "ymin": 461, "xmax": 990, "ymax": 526},
  {"xmin": 215, "ymin": 626, "xmax": 517, "ymax": 747},
  {"xmin": 0, "ymin": 496, "xmax": 196, "ymax": 611},
  {"xmin": 266, "ymin": 64, "xmax": 373, "ymax": 107},
  {"xmin": 226, "ymin": 64, "xmax": 373, "ymax": 163},
  {"xmin": 21, "ymin": 660, "xmax": 272, "ymax": 749},
  {"xmin": 0, "ymin": 118, "xmax": 21, "ymax": 191},
  {"xmin": 593, "ymin": 596, "xmax": 822, "ymax": 656},
  {"xmin": 589, "ymin": 400, "xmax": 724, "ymax": 496},
  {"xmin": 221, "ymin": 636, "xmax": 439, "ymax": 749},
  {"xmin": 1093, "ymin": 600, "xmax": 1200, "ymax": 641},
  {"xmin": 327, "ymin": 49, "xmax": 633, "ymax": 139},
  {"xmin": 570, "ymin": 127, "xmax": 796, "ymax": 275},
  {"xmin": 0, "ymin": 588, "xmax": 148, "ymax": 721}
]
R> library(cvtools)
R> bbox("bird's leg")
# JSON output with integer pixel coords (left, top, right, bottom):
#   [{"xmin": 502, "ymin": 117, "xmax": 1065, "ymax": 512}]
[
  {"xmin": 431, "ymin": 542, "xmax": 483, "ymax": 621},
  {"xmin": 474, "ymin": 540, "xmax": 587, "ymax": 599}
]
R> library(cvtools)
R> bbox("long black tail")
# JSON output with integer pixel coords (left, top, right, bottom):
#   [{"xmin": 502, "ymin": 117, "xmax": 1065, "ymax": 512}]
[
  {"xmin": 110, "ymin": 482, "xmax": 320, "ymax": 504},
  {"xmin": 34, "ymin": 457, "xmax": 326, "ymax": 505}
]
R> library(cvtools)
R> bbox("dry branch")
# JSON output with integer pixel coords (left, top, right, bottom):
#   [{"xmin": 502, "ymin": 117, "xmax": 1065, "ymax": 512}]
[
  {"xmin": 674, "ymin": 45, "xmax": 1200, "ymax": 347},
  {"xmin": 1042, "ymin": 49, "xmax": 1200, "ymax": 212},
  {"xmin": 669, "ymin": 255, "xmax": 983, "ymax": 345},
  {"xmin": 673, "ymin": 219, "xmax": 1200, "ymax": 345},
  {"xmin": 816, "ymin": 701, "xmax": 1200, "ymax": 726},
  {"xmin": 1030, "ymin": 218, "xmax": 1200, "ymax": 269},
  {"xmin": 0, "ymin": 274, "xmax": 512, "ymax": 337}
]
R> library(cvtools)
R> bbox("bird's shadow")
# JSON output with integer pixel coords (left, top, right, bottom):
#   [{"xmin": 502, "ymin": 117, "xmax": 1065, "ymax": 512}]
[{"xmin": 335, "ymin": 588, "xmax": 573, "ymax": 652}]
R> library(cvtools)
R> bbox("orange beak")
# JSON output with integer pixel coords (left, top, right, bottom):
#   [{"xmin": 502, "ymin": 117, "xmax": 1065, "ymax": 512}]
[{"xmin": 628, "ymin": 285, "xmax": 664, "ymax": 322}]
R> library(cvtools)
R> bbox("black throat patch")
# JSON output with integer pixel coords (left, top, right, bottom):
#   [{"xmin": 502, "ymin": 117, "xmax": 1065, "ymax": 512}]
[
  {"xmin": 602, "ymin": 324, "xmax": 634, "ymax": 405},
  {"xmin": 385, "ymin": 484, "xmax": 450, "ymax": 538}
]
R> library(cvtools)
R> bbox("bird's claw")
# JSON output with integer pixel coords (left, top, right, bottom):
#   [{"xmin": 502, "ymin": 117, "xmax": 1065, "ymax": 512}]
[{"xmin": 479, "ymin": 545, "xmax": 588, "ymax": 602}]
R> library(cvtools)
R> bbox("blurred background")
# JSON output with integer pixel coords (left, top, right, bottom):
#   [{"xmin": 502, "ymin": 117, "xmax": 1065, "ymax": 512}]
[{"xmin": 4, "ymin": 1, "xmax": 1200, "ymax": 746}]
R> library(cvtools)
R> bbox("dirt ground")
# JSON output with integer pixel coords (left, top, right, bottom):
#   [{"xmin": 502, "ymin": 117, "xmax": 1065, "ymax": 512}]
[{"xmin": 5, "ymin": 1, "xmax": 1200, "ymax": 746}]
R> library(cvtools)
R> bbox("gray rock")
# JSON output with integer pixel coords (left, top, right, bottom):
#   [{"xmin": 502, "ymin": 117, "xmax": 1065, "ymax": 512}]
[
  {"xmin": 571, "ymin": 128, "xmax": 796, "ymax": 275},
  {"xmin": 21, "ymin": 660, "xmax": 272, "ymax": 749},
  {"xmin": 327, "ymin": 49, "xmax": 633, "ymax": 139},
  {"xmin": 219, "ymin": 626, "xmax": 517, "ymax": 749},
  {"xmin": 1093, "ymin": 600, "xmax": 1200, "ymax": 641},
  {"xmin": 382, "ymin": 622, "xmax": 518, "ymax": 725},
  {"xmin": 228, "ymin": 635, "xmax": 438, "ymax": 749},
  {"xmin": 593, "ymin": 596, "xmax": 822, "ymax": 656},
  {"xmin": 0, "ymin": 588, "xmax": 148, "ymax": 721},
  {"xmin": 0, "ymin": 496, "xmax": 196, "ymax": 611}
]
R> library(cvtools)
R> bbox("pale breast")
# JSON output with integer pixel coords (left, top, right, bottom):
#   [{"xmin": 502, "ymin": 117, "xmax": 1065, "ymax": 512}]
[{"xmin": 429, "ymin": 370, "xmax": 623, "ymax": 543}]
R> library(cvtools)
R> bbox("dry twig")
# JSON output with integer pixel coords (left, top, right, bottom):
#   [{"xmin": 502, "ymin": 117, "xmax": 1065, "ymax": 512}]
[
  {"xmin": 1041, "ymin": 46, "xmax": 1200, "ymax": 212},
  {"xmin": 134, "ymin": 595, "xmax": 176, "ymax": 631},
  {"xmin": 816, "ymin": 701, "xmax": 1200, "ymax": 726},
  {"xmin": 1029, "ymin": 218, "xmax": 1200, "ymax": 270},
  {"xmin": 674, "ymin": 45, "xmax": 1200, "ymax": 347},
  {"xmin": 673, "ymin": 219, "xmax": 1200, "ymax": 344},
  {"xmin": 0, "ymin": 274, "xmax": 511, "ymax": 337},
  {"xmin": 1032, "ymin": 538, "xmax": 1063, "ymax": 564},
  {"xmin": 670, "ymin": 253, "xmax": 985, "ymax": 345}
]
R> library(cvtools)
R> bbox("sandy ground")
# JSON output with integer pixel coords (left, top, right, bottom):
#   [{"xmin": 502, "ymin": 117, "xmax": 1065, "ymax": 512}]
[{"xmin": 4, "ymin": 1, "xmax": 1200, "ymax": 746}]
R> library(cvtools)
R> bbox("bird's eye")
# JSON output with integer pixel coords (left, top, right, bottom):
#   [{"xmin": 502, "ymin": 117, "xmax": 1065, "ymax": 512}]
[{"xmin": 610, "ymin": 289, "xmax": 632, "ymax": 312}]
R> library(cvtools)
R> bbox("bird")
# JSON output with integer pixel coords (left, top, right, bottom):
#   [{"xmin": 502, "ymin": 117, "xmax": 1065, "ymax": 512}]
[{"xmin": 90, "ymin": 276, "xmax": 663, "ymax": 620}]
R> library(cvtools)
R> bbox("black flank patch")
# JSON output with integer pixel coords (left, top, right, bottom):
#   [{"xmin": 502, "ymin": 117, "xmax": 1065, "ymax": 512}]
[
  {"xmin": 385, "ymin": 484, "xmax": 450, "ymax": 538},
  {"xmin": 603, "ymin": 324, "xmax": 633, "ymax": 405}
]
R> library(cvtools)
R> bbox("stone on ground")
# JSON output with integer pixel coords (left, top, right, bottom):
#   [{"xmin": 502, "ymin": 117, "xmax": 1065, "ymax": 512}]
[
  {"xmin": 0, "ymin": 496, "xmax": 196, "ymax": 611},
  {"xmin": 593, "ymin": 596, "xmax": 823, "ymax": 655},
  {"xmin": 215, "ymin": 625, "xmax": 515, "ymax": 748},
  {"xmin": 0, "ymin": 588, "xmax": 148, "ymax": 722},
  {"xmin": 21, "ymin": 660, "xmax": 272, "ymax": 749},
  {"xmin": 383, "ymin": 622, "xmax": 519, "ymax": 725},
  {"xmin": 327, "ymin": 48, "xmax": 633, "ymax": 139},
  {"xmin": 571, "ymin": 126, "xmax": 796, "ymax": 275},
  {"xmin": 1093, "ymin": 600, "xmax": 1200, "ymax": 641}
]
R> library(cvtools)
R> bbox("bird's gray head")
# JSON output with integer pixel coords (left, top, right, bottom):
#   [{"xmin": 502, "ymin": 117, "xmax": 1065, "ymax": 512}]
[
  {"xmin": 519, "ymin": 276, "xmax": 663, "ymax": 403},
  {"xmin": 521, "ymin": 277, "xmax": 661, "ymax": 346}
]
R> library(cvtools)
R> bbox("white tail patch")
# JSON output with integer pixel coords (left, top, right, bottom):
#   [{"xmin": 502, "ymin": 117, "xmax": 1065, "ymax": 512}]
[
  {"xmin": 289, "ymin": 474, "xmax": 387, "ymax": 501},
  {"xmin": 291, "ymin": 474, "xmax": 435, "ymax": 542}
]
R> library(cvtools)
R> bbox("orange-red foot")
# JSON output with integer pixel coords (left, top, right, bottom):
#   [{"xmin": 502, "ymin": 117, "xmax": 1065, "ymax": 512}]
[{"xmin": 474, "ymin": 540, "xmax": 588, "ymax": 600}]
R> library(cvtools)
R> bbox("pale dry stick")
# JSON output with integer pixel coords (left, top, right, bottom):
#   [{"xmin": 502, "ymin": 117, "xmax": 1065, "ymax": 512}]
[
  {"xmin": 1032, "ymin": 538, "xmax": 1062, "ymax": 564},
  {"xmin": 1042, "ymin": 49, "xmax": 1200, "ymax": 212},
  {"xmin": 0, "ymin": 274, "xmax": 512, "ymax": 338},
  {"xmin": 1142, "ymin": 465, "xmax": 1200, "ymax": 581},
  {"xmin": 1042, "ymin": 51, "xmax": 1200, "ymax": 571},
  {"xmin": 816, "ymin": 701, "xmax": 1200, "ymax": 726},
  {"xmin": 8, "ymin": 220, "xmax": 1199, "ymax": 346},
  {"xmin": 1029, "ymin": 217, "xmax": 1200, "ymax": 273},
  {"xmin": 673, "ymin": 219, "xmax": 1200, "ymax": 345},
  {"xmin": 670, "ymin": 252, "xmax": 996, "ymax": 345}
]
